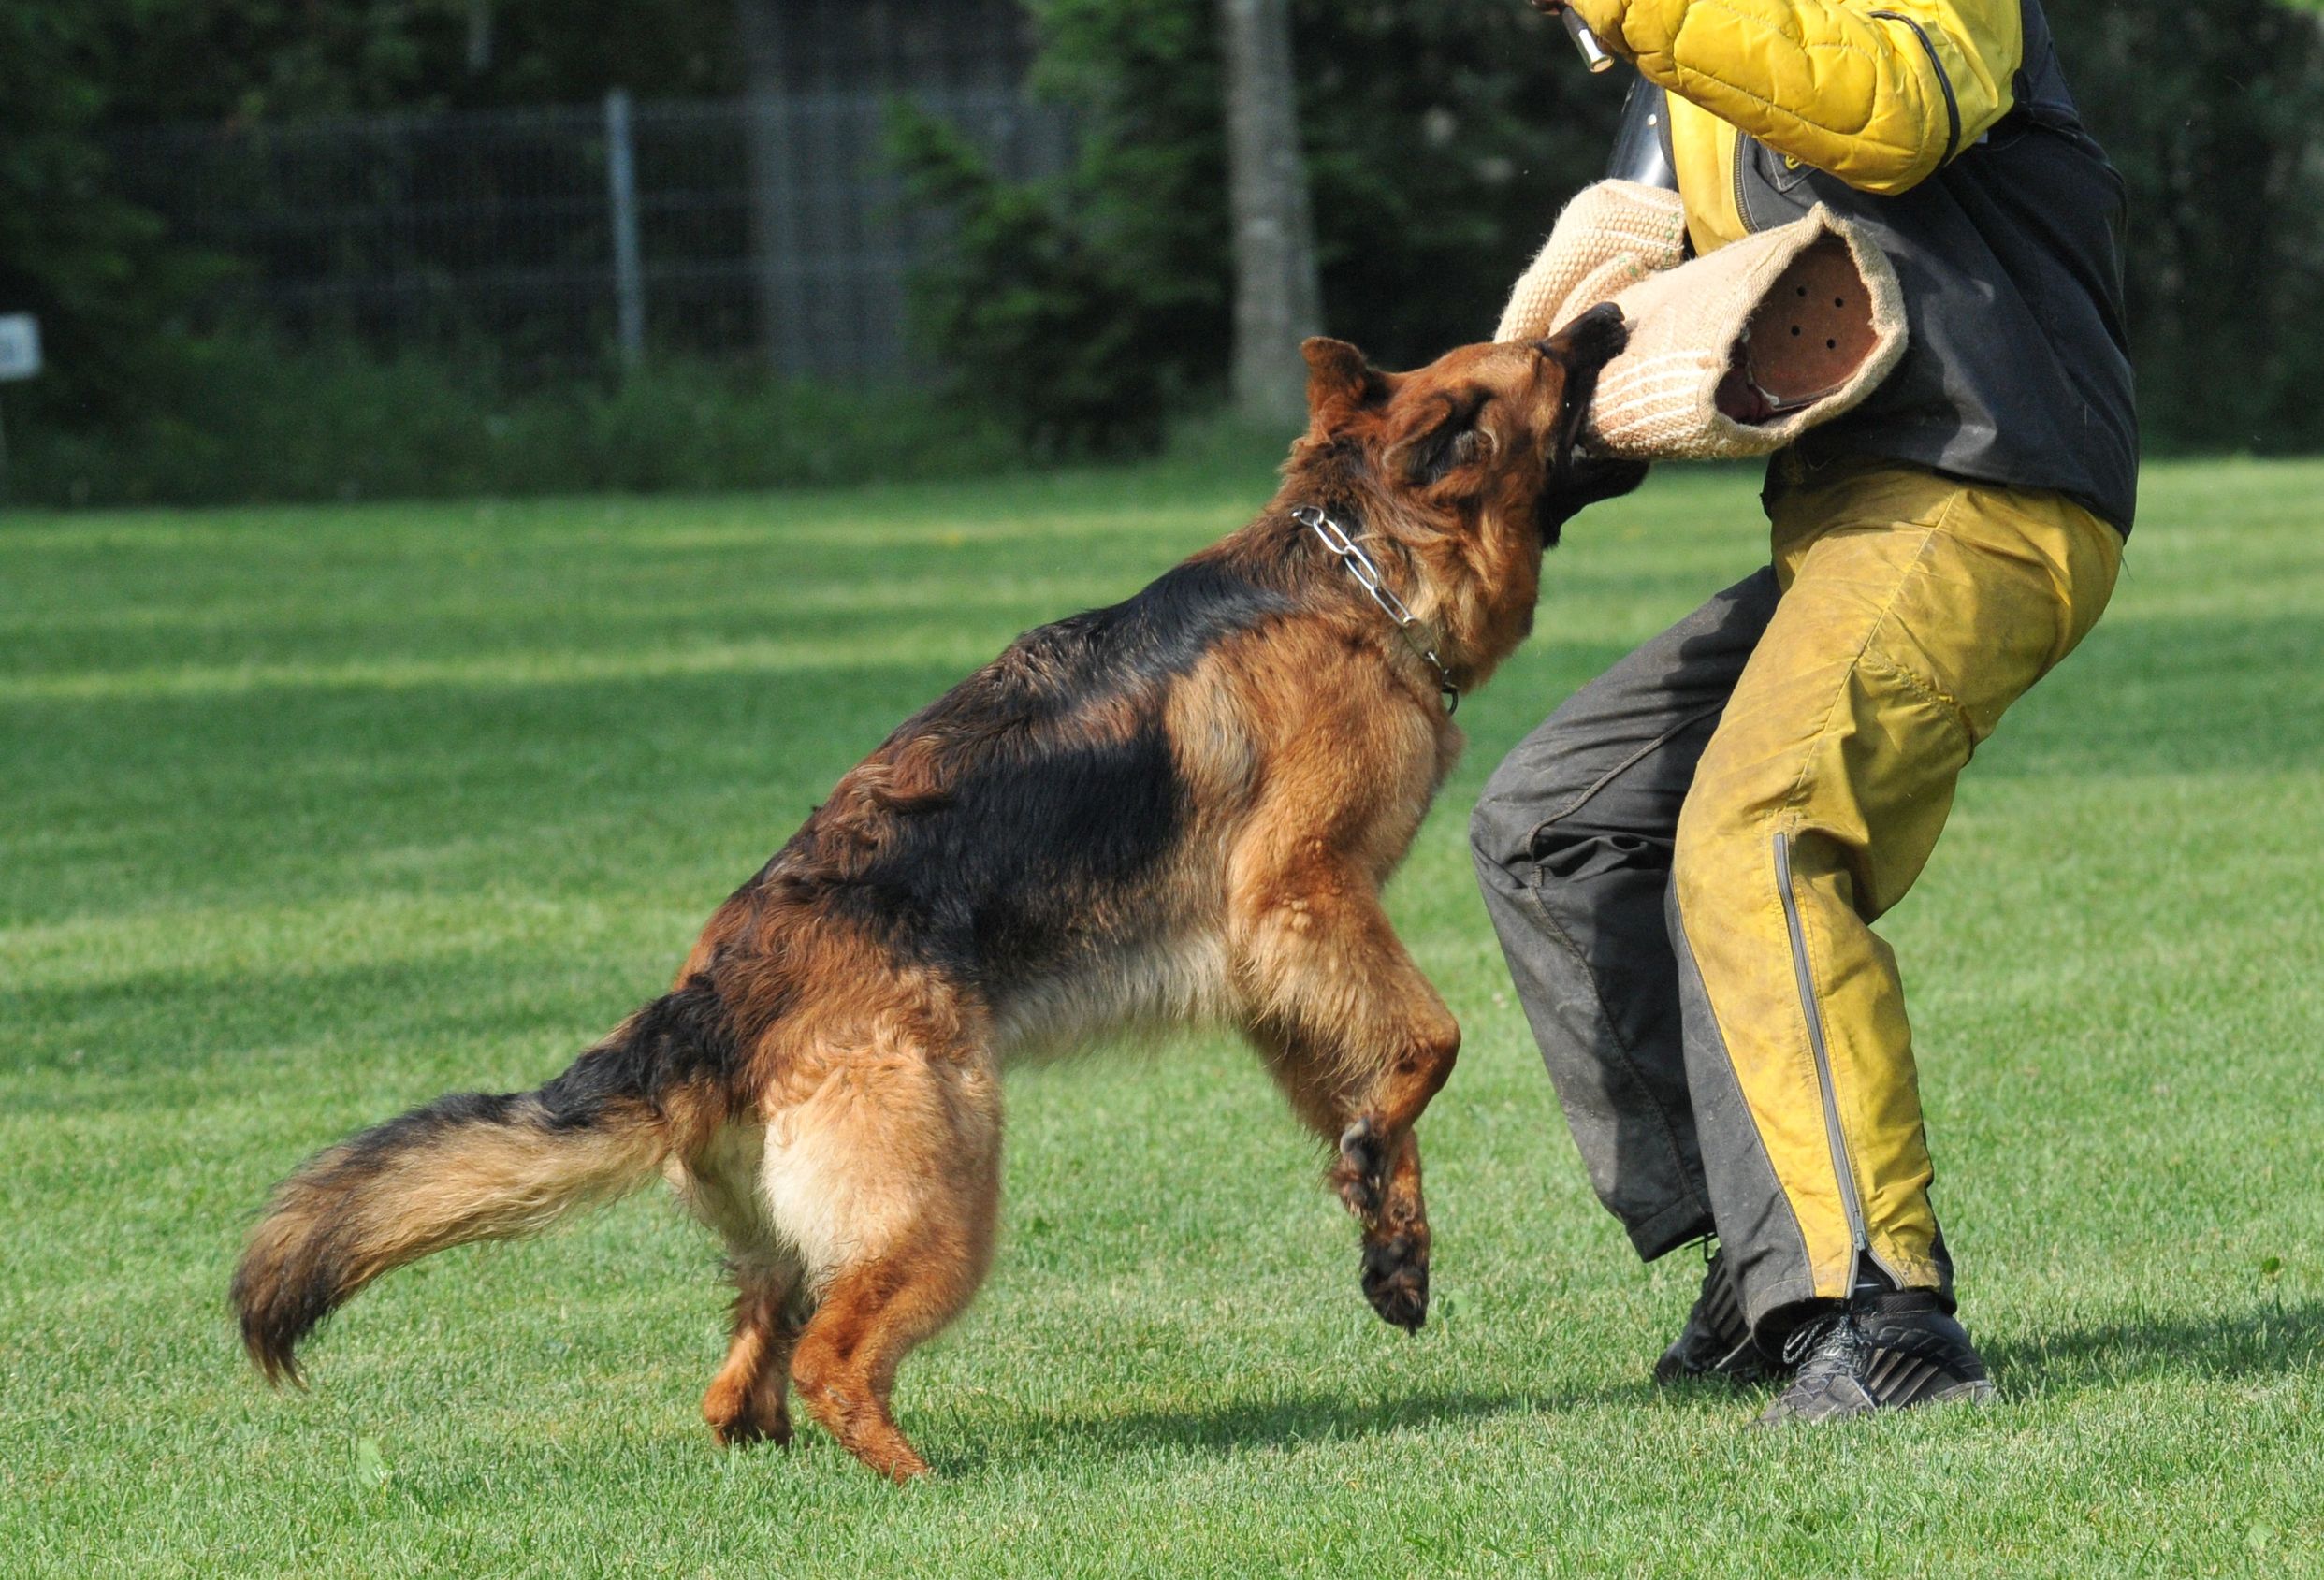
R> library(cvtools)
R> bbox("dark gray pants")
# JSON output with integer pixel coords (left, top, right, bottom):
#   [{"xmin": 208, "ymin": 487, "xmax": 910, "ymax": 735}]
[{"xmin": 1469, "ymin": 571, "xmax": 1782, "ymax": 1265}]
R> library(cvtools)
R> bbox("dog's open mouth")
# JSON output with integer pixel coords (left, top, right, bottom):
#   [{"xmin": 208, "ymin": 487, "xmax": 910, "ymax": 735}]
[
  {"xmin": 1539, "ymin": 303, "xmax": 1649, "ymax": 542},
  {"xmin": 1535, "ymin": 449, "xmax": 1649, "ymax": 544},
  {"xmin": 1534, "ymin": 301, "xmax": 1646, "ymax": 539}
]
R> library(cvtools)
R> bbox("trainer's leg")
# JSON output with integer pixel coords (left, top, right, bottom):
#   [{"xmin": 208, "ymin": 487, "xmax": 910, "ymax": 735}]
[
  {"xmin": 1470, "ymin": 570, "xmax": 1779, "ymax": 1259},
  {"xmin": 1670, "ymin": 467, "xmax": 2121, "ymax": 1337}
]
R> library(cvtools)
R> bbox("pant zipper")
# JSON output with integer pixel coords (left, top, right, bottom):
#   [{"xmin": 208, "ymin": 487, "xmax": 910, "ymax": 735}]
[{"xmin": 1773, "ymin": 831, "xmax": 1869, "ymax": 1280}]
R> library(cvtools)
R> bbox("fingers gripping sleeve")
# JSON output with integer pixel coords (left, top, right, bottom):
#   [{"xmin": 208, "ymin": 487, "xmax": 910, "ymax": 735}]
[{"xmin": 1569, "ymin": 0, "xmax": 2023, "ymax": 196}]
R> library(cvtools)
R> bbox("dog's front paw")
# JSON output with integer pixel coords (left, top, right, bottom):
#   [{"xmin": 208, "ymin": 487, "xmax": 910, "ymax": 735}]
[
  {"xmin": 1361, "ymin": 1231, "xmax": 1430, "ymax": 1334},
  {"xmin": 1333, "ymin": 1120, "xmax": 1388, "ymax": 1222}
]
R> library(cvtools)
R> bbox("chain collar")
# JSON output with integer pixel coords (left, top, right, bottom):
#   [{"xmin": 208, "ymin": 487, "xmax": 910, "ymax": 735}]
[{"xmin": 1293, "ymin": 505, "xmax": 1459, "ymax": 714}]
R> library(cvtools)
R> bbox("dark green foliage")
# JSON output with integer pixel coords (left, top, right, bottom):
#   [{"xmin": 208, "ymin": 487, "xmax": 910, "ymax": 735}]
[
  {"xmin": 890, "ymin": 0, "xmax": 1234, "ymax": 454},
  {"xmin": 0, "ymin": 0, "xmax": 742, "ymax": 451},
  {"xmin": 894, "ymin": 0, "xmax": 1620, "ymax": 451},
  {"xmin": 2049, "ymin": 0, "xmax": 2324, "ymax": 453},
  {"xmin": 1291, "ymin": 3, "xmax": 1619, "ymax": 370},
  {"xmin": 98, "ymin": 0, "xmax": 741, "ymax": 123},
  {"xmin": 900, "ymin": 0, "xmax": 2324, "ymax": 460},
  {"xmin": 0, "ymin": 4, "xmax": 206, "ymax": 424},
  {"xmin": 7, "ymin": 336, "xmax": 1018, "ymax": 506},
  {"xmin": 891, "ymin": 110, "xmax": 1178, "ymax": 454},
  {"xmin": 9, "ymin": 0, "xmax": 2324, "ymax": 500}
]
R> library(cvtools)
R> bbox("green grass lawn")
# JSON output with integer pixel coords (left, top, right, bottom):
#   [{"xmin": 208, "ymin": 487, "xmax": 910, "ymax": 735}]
[{"xmin": 4, "ymin": 455, "xmax": 2320, "ymax": 1575}]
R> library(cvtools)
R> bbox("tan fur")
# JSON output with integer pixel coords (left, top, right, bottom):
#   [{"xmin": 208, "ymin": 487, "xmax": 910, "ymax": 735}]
[{"xmin": 232, "ymin": 1094, "xmax": 692, "ymax": 1384}]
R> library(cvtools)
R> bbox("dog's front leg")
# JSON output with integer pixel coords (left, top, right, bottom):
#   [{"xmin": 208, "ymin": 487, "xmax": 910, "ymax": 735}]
[
  {"xmin": 1233, "ymin": 877, "xmax": 1459, "ymax": 1332},
  {"xmin": 1355, "ymin": 1127, "xmax": 1431, "ymax": 1333}
]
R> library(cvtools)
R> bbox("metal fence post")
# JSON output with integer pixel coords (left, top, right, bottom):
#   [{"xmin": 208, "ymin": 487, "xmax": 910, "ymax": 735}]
[
  {"xmin": 604, "ymin": 88, "xmax": 646, "ymax": 372},
  {"xmin": 0, "ymin": 313, "xmax": 43, "ymax": 504},
  {"xmin": 103, "ymin": 90, "xmax": 1071, "ymax": 384}
]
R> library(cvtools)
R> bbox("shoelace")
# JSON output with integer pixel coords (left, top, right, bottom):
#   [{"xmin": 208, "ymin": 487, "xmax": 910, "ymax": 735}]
[{"xmin": 1779, "ymin": 1309, "xmax": 1860, "ymax": 1369}]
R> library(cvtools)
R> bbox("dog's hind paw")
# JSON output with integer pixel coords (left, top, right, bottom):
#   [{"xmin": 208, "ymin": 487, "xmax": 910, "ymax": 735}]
[
  {"xmin": 704, "ymin": 1377, "xmax": 793, "ymax": 1450},
  {"xmin": 1361, "ymin": 1232, "xmax": 1430, "ymax": 1334},
  {"xmin": 709, "ymin": 1414, "xmax": 793, "ymax": 1449}
]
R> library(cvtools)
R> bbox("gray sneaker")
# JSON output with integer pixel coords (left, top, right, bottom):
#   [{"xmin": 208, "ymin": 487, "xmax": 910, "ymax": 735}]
[
  {"xmin": 1757, "ymin": 1291, "xmax": 1997, "ymax": 1424},
  {"xmin": 1653, "ymin": 1246, "xmax": 1781, "ymax": 1386}
]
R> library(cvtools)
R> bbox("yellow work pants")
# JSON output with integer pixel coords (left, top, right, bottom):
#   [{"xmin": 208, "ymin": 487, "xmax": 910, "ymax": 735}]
[
  {"xmin": 1678, "ymin": 459, "xmax": 2119, "ymax": 1312},
  {"xmin": 1474, "ymin": 457, "xmax": 2119, "ymax": 1330}
]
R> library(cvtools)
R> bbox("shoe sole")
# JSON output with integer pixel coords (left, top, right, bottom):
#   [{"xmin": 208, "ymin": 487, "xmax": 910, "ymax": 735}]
[{"xmin": 1756, "ymin": 1376, "xmax": 1996, "ymax": 1427}]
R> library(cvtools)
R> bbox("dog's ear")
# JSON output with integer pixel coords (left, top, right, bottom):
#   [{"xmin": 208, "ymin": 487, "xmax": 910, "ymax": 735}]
[{"xmin": 1302, "ymin": 337, "xmax": 1390, "ymax": 429}]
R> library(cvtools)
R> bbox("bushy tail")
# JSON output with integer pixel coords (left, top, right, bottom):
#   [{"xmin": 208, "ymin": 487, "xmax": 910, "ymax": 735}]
[{"xmin": 231, "ymin": 979, "xmax": 734, "ymax": 1383}]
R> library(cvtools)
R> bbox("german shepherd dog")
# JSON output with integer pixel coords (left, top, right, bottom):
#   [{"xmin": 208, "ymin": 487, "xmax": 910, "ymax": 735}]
[{"xmin": 232, "ymin": 304, "xmax": 1641, "ymax": 1480}]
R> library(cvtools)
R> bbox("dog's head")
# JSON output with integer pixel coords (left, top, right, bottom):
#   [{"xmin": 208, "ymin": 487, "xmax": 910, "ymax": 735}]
[
  {"xmin": 1297, "ymin": 302, "xmax": 1645, "ymax": 551},
  {"xmin": 1285, "ymin": 303, "xmax": 1646, "ymax": 687}
]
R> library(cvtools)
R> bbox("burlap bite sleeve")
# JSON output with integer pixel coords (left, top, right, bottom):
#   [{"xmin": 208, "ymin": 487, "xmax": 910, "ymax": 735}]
[
  {"xmin": 1496, "ymin": 181, "xmax": 1689, "ymax": 345},
  {"xmin": 1498, "ymin": 181, "xmax": 1909, "ymax": 462}
]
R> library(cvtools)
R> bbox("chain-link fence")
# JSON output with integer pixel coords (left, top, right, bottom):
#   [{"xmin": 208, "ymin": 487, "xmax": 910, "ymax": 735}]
[{"xmin": 110, "ymin": 88, "xmax": 1071, "ymax": 384}]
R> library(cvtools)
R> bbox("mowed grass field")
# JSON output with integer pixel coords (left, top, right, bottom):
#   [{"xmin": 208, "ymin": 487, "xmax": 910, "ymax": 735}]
[{"xmin": 4, "ymin": 455, "xmax": 2320, "ymax": 1575}]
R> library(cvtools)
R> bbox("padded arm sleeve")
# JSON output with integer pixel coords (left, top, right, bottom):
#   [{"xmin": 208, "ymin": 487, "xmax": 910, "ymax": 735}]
[{"xmin": 1567, "ymin": 0, "xmax": 2023, "ymax": 196}]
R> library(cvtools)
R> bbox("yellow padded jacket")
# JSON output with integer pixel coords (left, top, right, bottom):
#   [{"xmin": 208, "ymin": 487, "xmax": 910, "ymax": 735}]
[{"xmin": 1565, "ymin": 0, "xmax": 2024, "ymax": 253}]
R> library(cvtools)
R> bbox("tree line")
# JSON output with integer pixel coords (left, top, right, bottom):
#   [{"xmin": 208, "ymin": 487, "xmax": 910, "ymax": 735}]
[
  {"xmin": 900, "ymin": 0, "xmax": 2324, "ymax": 455},
  {"xmin": 4, "ymin": 0, "xmax": 2321, "ymax": 500}
]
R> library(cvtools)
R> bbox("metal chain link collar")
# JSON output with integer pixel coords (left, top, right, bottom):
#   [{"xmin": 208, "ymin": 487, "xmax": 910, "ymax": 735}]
[{"xmin": 1293, "ymin": 505, "xmax": 1459, "ymax": 714}]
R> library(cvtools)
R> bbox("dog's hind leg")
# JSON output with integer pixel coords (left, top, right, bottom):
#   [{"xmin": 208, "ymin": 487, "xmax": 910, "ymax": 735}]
[
  {"xmin": 702, "ymin": 1262, "xmax": 805, "ymax": 1447},
  {"xmin": 672, "ymin": 1127, "xmax": 805, "ymax": 1447},
  {"xmin": 763, "ymin": 1044, "xmax": 1002, "ymax": 1481},
  {"xmin": 788, "ymin": 1225, "xmax": 988, "ymax": 1482}
]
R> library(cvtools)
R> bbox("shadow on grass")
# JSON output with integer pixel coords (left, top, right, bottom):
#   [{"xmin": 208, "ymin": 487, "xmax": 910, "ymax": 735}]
[
  {"xmin": 935, "ymin": 1300, "xmax": 2324, "ymax": 1471},
  {"xmin": 1987, "ymin": 1298, "xmax": 2324, "ymax": 1397},
  {"xmin": 942, "ymin": 1379, "xmax": 1660, "ymax": 1475}
]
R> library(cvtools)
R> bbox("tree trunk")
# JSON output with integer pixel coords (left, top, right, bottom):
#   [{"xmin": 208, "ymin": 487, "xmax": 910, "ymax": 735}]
[
  {"xmin": 736, "ymin": 0, "xmax": 804, "ymax": 372},
  {"xmin": 1218, "ymin": 0, "xmax": 1324, "ymax": 428}
]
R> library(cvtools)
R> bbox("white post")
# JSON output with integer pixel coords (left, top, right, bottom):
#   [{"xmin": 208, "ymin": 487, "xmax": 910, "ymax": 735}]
[
  {"xmin": 604, "ymin": 89, "xmax": 646, "ymax": 372},
  {"xmin": 0, "ymin": 314, "xmax": 43, "ymax": 504}
]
